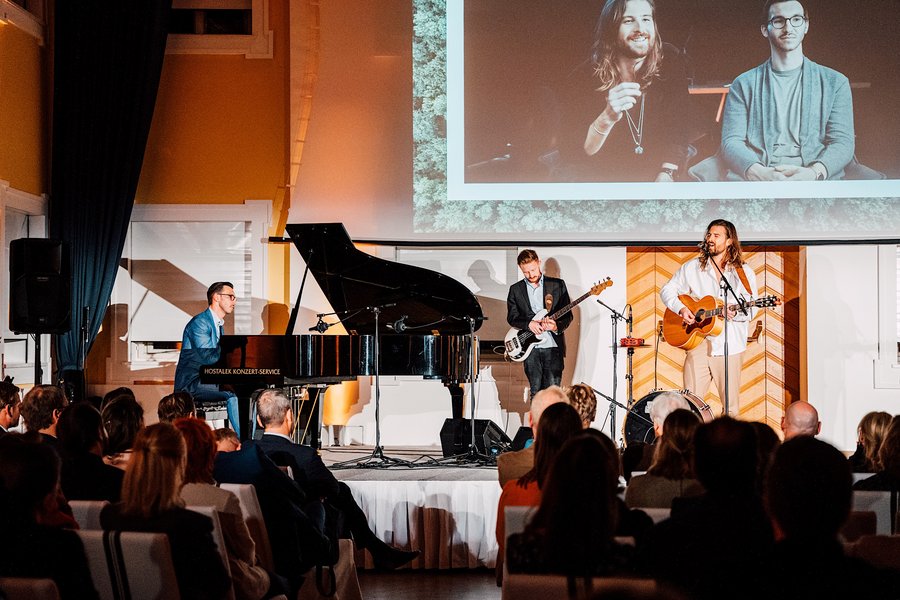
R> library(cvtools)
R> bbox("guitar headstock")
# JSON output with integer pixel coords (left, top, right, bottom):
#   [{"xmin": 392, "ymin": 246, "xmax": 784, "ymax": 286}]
[
  {"xmin": 756, "ymin": 295, "xmax": 782, "ymax": 308},
  {"xmin": 590, "ymin": 277, "xmax": 613, "ymax": 296}
]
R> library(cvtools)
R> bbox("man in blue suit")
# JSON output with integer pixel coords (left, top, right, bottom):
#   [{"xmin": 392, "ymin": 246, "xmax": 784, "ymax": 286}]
[{"xmin": 174, "ymin": 281, "xmax": 241, "ymax": 437}]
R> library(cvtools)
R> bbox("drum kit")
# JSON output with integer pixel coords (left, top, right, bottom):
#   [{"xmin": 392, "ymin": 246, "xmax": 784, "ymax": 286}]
[{"xmin": 596, "ymin": 328, "xmax": 713, "ymax": 448}]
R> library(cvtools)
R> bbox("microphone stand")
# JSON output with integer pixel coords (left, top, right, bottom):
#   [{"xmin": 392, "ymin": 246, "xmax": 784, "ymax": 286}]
[
  {"xmin": 596, "ymin": 299, "xmax": 628, "ymax": 446},
  {"xmin": 704, "ymin": 249, "xmax": 747, "ymax": 417},
  {"xmin": 332, "ymin": 302, "xmax": 412, "ymax": 469}
]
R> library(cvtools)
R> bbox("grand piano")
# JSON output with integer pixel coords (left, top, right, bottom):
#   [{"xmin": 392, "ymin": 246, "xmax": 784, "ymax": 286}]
[{"xmin": 201, "ymin": 223, "xmax": 484, "ymax": 445}]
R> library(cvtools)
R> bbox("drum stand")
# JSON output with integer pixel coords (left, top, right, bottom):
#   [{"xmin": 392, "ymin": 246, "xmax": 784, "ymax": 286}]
[{"xmin": 596, "ymin": 299, "xmax": 631, "ymax": 446}]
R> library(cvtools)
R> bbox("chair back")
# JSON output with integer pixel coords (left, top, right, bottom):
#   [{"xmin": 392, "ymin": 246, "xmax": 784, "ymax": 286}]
[
  {"xmin": 502, "ymin": 574, "xmax": 655, "ymax": 600},
  {"xmin": 186, "ymin": 506, "xmax": 235, "ymax": 600},
  {"xmin": 0, "ymin": 578, "xmax": 61, "ymax": 600},
  {"xmin": 220, "ymin": 483, "xmax": 275, "ymax": 571},
  {"xmin": 844, "ymin": 534, "xmax": 900, "ymax": 570},
  {"xmin": 504, "ymin": 505, "xmax": 537, "ymax": 539},
  {"xmin": 69, "ymin": 500, "xmax": 109, "ymax": 530},
  {"xmin": 636, "ymin": 507, "xmax": 670, "ymax": 524},
  {"xmin": 76, "ymin": 530, "xmax": 181, "ymax": 600},
  {"xmin": 852, "ymin": 491, "xmax": 895, "ymax": 535},
  {"xmin": 852, "ymin": 472, "xmax": 875, "ymax": 484}
]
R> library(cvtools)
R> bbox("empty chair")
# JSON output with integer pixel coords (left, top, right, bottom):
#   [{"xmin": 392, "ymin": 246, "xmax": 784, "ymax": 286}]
[
  {"xmin": 852, "ymin": 491, "xmax": 894, "ymax": 535},
  {"xmin": 220, "ymin": 483, "xmax": 275, "ymax": 572},
  {"xmin": 0, "ymin": 578, "xmax": 61, "ymax": 600},
  {"xmin": 77, "ymin": 529, "xmax": 181, "ymax": 600},
  {"xmin": 69, "ymin": 500, "xmax": 109, "ymax": 531}
]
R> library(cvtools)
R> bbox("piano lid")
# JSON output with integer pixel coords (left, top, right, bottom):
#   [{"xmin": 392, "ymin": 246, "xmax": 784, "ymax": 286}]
[{"xmin": 286, "ymin": 223, "xmax": 484, "ymax": 335}]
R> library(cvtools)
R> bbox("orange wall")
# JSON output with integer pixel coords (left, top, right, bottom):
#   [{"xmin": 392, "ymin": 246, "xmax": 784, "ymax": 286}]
[
  {"xmin": 135, "ymin": 0, "xmax": 289, "ymax": 205},
  {"xmin": 0, "ymin": 23, "xmax": 47, "ymax": 195}
]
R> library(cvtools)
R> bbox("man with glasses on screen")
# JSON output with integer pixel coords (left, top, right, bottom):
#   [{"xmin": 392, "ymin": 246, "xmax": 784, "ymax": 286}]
[
  {"xmin": 718, "ymin": 0, "xmax": 854, "ymax": 181},
  {"xmin": 174, "ymin": 281, "xmax": 241, "ymax": 437}
]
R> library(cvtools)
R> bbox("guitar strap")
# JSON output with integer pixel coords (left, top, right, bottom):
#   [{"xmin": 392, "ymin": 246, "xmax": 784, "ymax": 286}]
[{"xmin": 734, "ymin": 263, "xmax": 752, "ymax": 297}]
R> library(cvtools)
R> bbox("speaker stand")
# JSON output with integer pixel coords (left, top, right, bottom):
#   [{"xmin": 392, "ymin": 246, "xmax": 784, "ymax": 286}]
[{"xmin": 33, "ymin": 333, "xmax": 43, "ymax": 385}]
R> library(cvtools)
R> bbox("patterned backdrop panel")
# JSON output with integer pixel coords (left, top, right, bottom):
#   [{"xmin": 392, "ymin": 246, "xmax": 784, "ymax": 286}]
[{"xmin": 626, "ymin": 247, "xmax": 800, "ymax": 431}]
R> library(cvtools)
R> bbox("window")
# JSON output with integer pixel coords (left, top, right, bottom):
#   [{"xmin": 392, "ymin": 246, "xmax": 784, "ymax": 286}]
[{"xmin": 166, "ymin": 0, "xmax": 272, "ymax": 58}]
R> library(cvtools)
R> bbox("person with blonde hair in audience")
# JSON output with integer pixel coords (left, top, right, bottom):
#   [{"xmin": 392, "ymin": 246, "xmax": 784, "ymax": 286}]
[
  {"xmin": 496, "ymin": 402, "xmax": 583, "ymax": 567},
  {"xmin": 497, "ymin": 385, "xmax": 568, "ymax": 486},
  {"xmin": 176, "ymin": 417, "xmax": 286, "ymax": 600},
  {"xmin": 100, "ymin": 422, "xmax": 230, "ymax": 600},
  {"xmin": 565, "ymin": 383, "xmax": 597, "ymax": 428},
  {"xmin": 847, "ymin": 411, "xmax": 892, "ymax": 473},
  {"xmin": 853, "ymin": 415, "xmax": 900, "ymax": 492},
  {"xmin": 625, "ymin": 408, "xmax": 703, "ymax": 508},
  {"xmin": 101, "ymin": 393, "xmax": 144, "ymax": 470},
  {"xmin": 780, "ymin": 400, "xmax": 820, "ymax": 440},
  {"xmin": 506, "ymin": 430, "xmax": 635, "ymax": 577}
]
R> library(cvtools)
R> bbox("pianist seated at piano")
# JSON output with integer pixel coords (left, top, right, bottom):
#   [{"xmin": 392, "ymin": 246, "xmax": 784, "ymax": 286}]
[
  {"xmin": 174, "ymin": 281, "xmax": 242, "ymax": 438},
  {"xmin": 247, "ymin": 389, "xmax": 420, "ymax": 570}
]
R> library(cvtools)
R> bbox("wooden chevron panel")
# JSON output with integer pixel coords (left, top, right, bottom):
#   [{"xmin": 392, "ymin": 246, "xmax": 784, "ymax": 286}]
[{"xmin": 626, "ymin": 246, "xmax": 800, "ymax": 432}]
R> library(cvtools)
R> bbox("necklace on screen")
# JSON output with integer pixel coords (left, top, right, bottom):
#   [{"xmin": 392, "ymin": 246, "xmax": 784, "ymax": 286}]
[{"xmin": 624, "ymin": 94, "xmax": 645, "ymax": 155}]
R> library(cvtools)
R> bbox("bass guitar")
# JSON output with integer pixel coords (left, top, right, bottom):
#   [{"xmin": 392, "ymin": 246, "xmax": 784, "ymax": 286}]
[
  {"xmin": 662, "ymin": 294, "xmax": 781, "ymax": 350},
  {"xmin": 504, "ymin": 278, "xmax": 613, "ymax": 362}
]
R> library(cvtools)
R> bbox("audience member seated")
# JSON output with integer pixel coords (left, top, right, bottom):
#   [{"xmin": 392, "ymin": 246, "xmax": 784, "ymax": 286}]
[
  {"xmin": 622, "ymin": 391, "xmax": 689, "ymax": 481},
  {"xmin": 215, "ymin": 427, "xmax": 242, "ymax": 452},
  {"xmin": 57, "ymin": 401, "xmax": 124, "ymax": 502},
  {"xmin": 764, "ymin": 436, "xmax": 900, "ymax": 598},
  {"xmin": 212, "ymin": 440, "xmax": 331, "ymax": 594},
  {"xmin": 176, "ymin": 417, "xmax": 286, "ymax": 600},
  {"xmin": 100, "ymin": 423, "xmax": 230, "ymax": 600},
  {"xmin": 625, "ymin": 409, "xmax": 703, "ymax": 509},
  {"xmin": 853, "ymin": 415, "xmax": 900, "ymax": 491},
  {"xmin": 158, "ymin": 391, "xmax": 196, "ymax": 423},
  {"xmin": 781, "ymin": 401, "xmax": 821, "ymax": 440},
  {"xmin": 496, "ymin": 402, "xmax": 584, "ymax": 559},
  {"xmin": 506, "ymin": 431, "xmax": 636, "ymax": 578},
  {"xmin": 848, "ymin": 411, "xmax": 893, "ymax": 473},
  {"xmin": 642, "ymin": 417, "xmax": 774, "ymax": 600},
  {"xmin": 248, "ymin": 388, "xmax": 419, "ymax": 570},
  {"xmin": 498, "ymin": 385, "xmax": 568, "ymax": 487},
  {"xmin": 0, "ymin": 378, "xmax": 22, "ymax": 436},
  {"xmin": 0, "ymin": 435, "xmax": 99, "ymax": 599},
  {"xmin": 101, "ymin": 393, "xmax": 144, "ymax": 470},
  {"xmin": 20, "ymin": 385, "xmax": 69, "ymax": 451},
  {"xmin": 565, "ymin": 383, "xmax": 598, "ymax": 428},
  {"xmin": 750, "ymin": 420, "xmax": 781, "ymax": 495}
]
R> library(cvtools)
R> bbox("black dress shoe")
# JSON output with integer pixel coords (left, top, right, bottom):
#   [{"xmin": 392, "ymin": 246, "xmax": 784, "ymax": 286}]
[{"xmin": 371, "ymin": 547, "xmax": 421, "ymax": 570}]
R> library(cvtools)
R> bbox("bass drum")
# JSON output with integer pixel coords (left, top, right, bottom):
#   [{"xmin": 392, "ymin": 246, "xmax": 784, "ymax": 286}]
[{"xmin": 623, "ymin": 389, "xmax": 713, "ymax": 446}]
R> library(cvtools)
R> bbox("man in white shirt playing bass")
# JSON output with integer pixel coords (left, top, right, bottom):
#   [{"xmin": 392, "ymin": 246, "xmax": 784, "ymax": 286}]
[{"xmin": 660, "ymin": 219, "xmax": 757, "ymax": 416}]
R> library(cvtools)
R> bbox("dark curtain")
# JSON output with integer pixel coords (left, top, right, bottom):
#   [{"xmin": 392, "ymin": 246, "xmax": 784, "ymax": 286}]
[{"xmin": 49, "ymin": 0, "xmax": 172, "ymax": 375}]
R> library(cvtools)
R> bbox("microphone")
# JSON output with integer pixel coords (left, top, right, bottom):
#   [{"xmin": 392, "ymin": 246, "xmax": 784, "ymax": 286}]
[
  {"xmin": 697, "ymin": 240, "xmax": 710, "ymax": 256},
  {"xmin": 309, "ymin": 317, "xmax": 330, "ymax": 333},
  {"xmin": 387, "ymin": 315, "xmax": 408, "ymax": 332}
]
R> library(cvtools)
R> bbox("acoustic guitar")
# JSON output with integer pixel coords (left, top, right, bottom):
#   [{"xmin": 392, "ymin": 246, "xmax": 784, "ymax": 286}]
[
  {"xmin": 504, "ymin": 278, "xmax": 613, "ymax": 362},
  {"xmin": 662, "ymin": 294, "xmax": 781, "ymax": 350}
]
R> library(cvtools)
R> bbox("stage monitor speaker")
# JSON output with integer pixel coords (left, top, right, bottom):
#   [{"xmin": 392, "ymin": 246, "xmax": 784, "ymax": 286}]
[
  {"xmin": 9, "ymin": 238, "xmax": 71, "ymax": 334},
  {"xmin": 439, "ymin": 418, "xmax": 512, "ymax": 458},
  {"xmin": 510, "ymin": 426, "xmax": 533, "ymax": 451}
]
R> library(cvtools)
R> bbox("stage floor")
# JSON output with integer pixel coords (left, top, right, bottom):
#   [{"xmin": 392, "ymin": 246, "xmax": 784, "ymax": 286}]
[{"xmin": 322, "ymin": 445, "xmax": 501, "ymax": 569}]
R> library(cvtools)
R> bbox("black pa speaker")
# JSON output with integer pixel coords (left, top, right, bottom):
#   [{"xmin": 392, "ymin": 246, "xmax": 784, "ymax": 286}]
[
  {"xmin": 9, "ymin": 238, "xmax": 71, "ymax": 333},
  {"xmin": 439, "ymin": 418, "xmax": 512, "ymax": 457},
  {"xmin": 510, "ymin": 426, "xmax": 533, "ymax": 451}
]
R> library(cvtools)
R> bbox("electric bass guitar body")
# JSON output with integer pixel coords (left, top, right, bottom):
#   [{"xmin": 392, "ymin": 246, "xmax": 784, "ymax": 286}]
[
  {"xmin": 504, "ymin": 278, "xmax": 613, "ymax": 362},
  {"xmin": 662, "ymin": 293, "xmax": 781, "ymax": 350}
]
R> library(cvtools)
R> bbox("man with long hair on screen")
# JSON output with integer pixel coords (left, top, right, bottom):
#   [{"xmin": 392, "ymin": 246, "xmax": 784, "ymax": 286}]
[
  {"xmin": 718, "ymin": 0, "xmax": 854, "ymax": 181},
  {"xmin": 659, "ymin": 220, "xmax": 757, "ymax": 416},
  {"xmin": 582, "ymin": 0, "xmax": 694, "ymax": 182}
]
